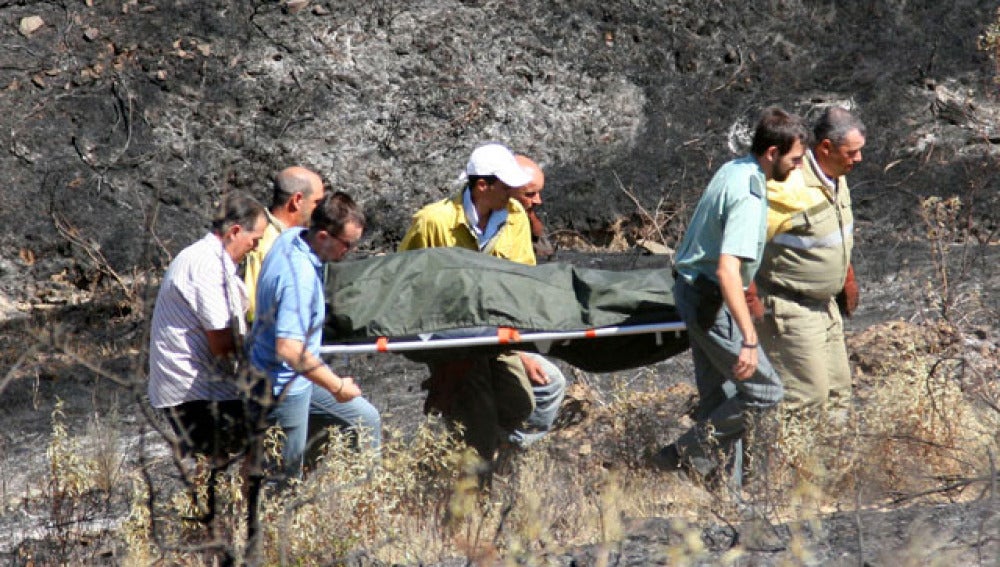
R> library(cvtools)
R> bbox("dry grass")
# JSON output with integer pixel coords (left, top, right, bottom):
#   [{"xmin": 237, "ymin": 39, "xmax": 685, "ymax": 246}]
[
  {"xmin": 10, "ymin": 330, "xmax": 995, "ymax": 565},
  {"xmin": 76, "ymin": 326, "xmax": 989, "ymax": 565},
  {"xmin": 11, "ymin": 195, "xmax": 999, "ymax": 563},
  {"xmin": 21, "ymin": 231, "xmax": 997, "ymax": 564}
]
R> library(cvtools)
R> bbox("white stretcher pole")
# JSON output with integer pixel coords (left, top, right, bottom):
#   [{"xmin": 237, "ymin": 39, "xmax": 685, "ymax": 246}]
[{"xmin": 319, "ymin": 321, "xmax": 686, "ymax": 355}]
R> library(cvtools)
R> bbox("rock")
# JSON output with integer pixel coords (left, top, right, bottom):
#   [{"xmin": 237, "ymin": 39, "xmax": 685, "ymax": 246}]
[
  {"xmin": 83, "ymin": 27, "xmax": 101, "ymax": 42},
  {"xmin": 18, "ymin": 16, "xmax": 45, "ymax": 37},
  {"xmin": 285, "ymin": 0, "xmax": 310, "ymax": 14},
  {"xmin": 636, "ymin": 239, "xmax": 674, "ymax": 256}
]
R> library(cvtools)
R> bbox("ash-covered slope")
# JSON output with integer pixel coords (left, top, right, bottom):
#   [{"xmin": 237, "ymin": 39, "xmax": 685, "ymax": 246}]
[{"xmin": 0, "ymin": 0, "xmax": 997, "ymax": 311}]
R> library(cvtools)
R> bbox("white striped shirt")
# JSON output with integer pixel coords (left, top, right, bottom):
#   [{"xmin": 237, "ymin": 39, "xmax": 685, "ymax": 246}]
[{"xmin": 148, "ymin": 233, "xmax": 248, "ymax": 408}]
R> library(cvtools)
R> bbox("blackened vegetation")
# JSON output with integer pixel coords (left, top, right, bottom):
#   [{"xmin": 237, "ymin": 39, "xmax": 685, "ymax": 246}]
[{"xmin": 0, "ymin": 0, "xmax": 998, "ymax": 564}]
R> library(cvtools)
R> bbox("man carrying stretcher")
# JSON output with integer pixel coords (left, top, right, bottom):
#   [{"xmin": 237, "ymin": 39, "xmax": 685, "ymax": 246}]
[{"xmin": 398, "ymin": 143, "xmax": 567, "ymax": 467}]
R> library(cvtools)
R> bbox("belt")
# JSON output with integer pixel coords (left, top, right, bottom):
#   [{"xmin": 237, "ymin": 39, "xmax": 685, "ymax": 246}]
[
  {"xmin": 673, "ymin": 270, "xmax": 721, "ymax": 298},
  {"xmin": 758, "ymin": 283, "xmax": 830, "ymax": 309}
]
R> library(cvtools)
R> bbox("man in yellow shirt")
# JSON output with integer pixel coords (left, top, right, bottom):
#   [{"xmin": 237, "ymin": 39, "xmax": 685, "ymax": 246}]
[
  {"xmin": 756, "ymin": 107, "xmax": 865, "ymax": 418},
  {"xmin": 399, "ymin": 143, "xmax": 542, "ymax": 465},
  {"xmin": 244, "ymin": 166, "xmax": 325, "ymax": 322}
]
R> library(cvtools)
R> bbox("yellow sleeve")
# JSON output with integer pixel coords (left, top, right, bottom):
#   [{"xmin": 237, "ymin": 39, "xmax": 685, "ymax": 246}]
[
  {"xmin": 243, "ymin": 248, "xmax": 262, "ymax": 322},
  {"xmin": 505, "ymin": 212, "xmax": 536, "ymax": 266},
  {"xmin": 399, "ymin": 199, "xmax": 465, "ymax": 251},
  {"xmin": 398, "ymin": 214, "xmax": 435, "ymax": 251},
  {"xmin": 765, "ymin": 169, "xmax": 808, "ymax": 240},
  {"xmin": 242, "ymin": 224, "xmax": 280, "ymax": 322}
]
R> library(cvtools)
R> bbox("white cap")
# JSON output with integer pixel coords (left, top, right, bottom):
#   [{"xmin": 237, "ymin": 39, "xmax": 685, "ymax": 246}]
[{"xmin": 465, "ymin": 143, "xmax": 532, "ymax": 188}]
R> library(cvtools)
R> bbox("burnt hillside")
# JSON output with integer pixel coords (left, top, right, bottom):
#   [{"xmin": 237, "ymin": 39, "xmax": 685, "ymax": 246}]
[{"xmin": 0, "ymin": 0, "xmax": 998, "ymax": 316}]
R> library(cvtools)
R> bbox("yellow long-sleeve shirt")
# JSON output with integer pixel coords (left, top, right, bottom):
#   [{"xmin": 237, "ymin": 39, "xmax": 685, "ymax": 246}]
[{"xmin": 398, "ymin": 192, "xmax": 536, "ymax": 266}]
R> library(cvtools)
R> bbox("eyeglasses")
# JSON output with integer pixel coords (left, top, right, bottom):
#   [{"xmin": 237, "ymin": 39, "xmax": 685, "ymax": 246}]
[{"xmin": 334, "ymin": 234, "xmax": 358, "ymax": 251}]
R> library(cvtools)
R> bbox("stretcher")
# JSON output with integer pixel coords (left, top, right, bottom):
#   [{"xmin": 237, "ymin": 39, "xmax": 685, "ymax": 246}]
[
  {"xmin": 320, "ymin": 247, "xmax": 690, "ymax": 372},
  {"xmin": 320, "ymin": 321, "xmax": 687, "ymax": 355}
]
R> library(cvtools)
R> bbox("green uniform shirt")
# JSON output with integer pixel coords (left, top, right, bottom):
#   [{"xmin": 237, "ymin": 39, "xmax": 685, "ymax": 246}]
[{"xmin": 674, "ymin": 155, "xmax": 768, "ymax": 288}]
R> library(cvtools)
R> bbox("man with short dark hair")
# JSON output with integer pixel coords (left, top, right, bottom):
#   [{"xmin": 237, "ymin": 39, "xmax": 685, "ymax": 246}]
[
  {"xmin": 652, "ymin": 107, "xmax": 810, "ymax": 480},
  {"xmin": 148, "ymin": 192, "xmax": 267, "ymax": 463},
  {"xmin": 756, "ymin": 106, "xmax": 866, "ymax": 417},
  {"xmin": 244, "ymin": 166, "xmax": 325, "ymax": 322},
  {"xmin": 399, "ymin": 142, "xmax": 539, "ymax": 463},
  {"xmin": 250, "ymin": 191, "xmax": 381, "ymax": 480}
]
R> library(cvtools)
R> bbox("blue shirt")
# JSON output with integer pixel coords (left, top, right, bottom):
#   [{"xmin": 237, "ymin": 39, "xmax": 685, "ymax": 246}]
[
  {"xmin": 249, "ymin": 228, "xmax": 324, "ymax": 396},
  {"xmin": 674, "ymin": 155, "xmax": 768, "ymax": 288}
]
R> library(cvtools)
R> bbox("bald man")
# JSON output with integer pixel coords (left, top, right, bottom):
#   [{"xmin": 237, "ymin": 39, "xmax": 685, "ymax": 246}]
[
  {"xmin": 244, "ymin": 166, "xmax": 326, "ymax": 322},
  {"xmin": 512, "ymin": 155, "xmax": 555, "ymax": 260},
  {"xmin": 506, "ymin": 155, "xmax": 567, "ymax": 448}
]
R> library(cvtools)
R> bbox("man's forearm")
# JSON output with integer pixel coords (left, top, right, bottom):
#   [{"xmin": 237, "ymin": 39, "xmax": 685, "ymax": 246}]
[
  {"xmin": 716, "ymin": 255, "xmax": 757, "ymax": 346},
  {"xmin": 275, "ymin": 338, "xmax": 345, "ymax": 394},
  {"xmin": 205, "ymin": 328, "xmax": 236, "ymax": 357},
  {"xmin": 717, "ymin": 254, "xmax": 761, "ymax": 380}
]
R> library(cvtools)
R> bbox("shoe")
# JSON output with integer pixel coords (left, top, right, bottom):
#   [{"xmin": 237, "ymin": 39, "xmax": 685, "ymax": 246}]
[
  {"xmin": 650, "ymin": 444, "xmax": 684, "ymax": 472},
  {"xmin": 492, "ymin": 440, "xmax": 522, "ymax": 477}
]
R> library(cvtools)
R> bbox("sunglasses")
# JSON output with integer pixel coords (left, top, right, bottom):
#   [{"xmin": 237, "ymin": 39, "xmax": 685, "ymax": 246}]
[{"xmin": 334, "ymin": 235, "xmax": 358, "ymax": 250}]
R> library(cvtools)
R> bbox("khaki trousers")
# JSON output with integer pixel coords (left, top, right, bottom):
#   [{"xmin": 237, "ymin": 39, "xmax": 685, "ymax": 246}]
[
  {"xmin": 425, "ymin": 352, "xmax": 535, "ymax": 462},
  {"xmin": 758, "ymin": 294, "xmax": 852, "ymax": 414}
]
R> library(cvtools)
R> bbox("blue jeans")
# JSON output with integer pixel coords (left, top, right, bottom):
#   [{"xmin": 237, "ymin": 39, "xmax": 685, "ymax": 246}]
[
  {"xmin": 673, "ymin": 278, "xmax": 783, "ymax": 479},
  {"xmin": 508, "ymin": 353, "xmax": 567, "ymax": 447},
  {"xmin": 268, "ymin": 383, "xmax": 381, "ymax": 480}
]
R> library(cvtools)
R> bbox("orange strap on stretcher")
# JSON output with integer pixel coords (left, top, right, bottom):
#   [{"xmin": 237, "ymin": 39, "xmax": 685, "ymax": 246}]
[
  {"xmin": 584, "ymin": 328, "xmax": 598, "ymax": 338},
  {"xmin": 375, "ymin": 336, "xmax": 389, "ymax": 352},
  {"xmin": 496, "ymin": 327, "xmax": 521, "ymax": 344}
]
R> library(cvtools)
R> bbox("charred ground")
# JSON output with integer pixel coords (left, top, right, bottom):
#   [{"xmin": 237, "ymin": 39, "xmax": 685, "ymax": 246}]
[{"xmin": 0, "ymin": 0, "xmax": 998, "ymax": 564}]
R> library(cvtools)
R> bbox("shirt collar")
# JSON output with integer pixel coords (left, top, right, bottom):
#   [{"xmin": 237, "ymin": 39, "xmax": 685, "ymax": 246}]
[
  {"xmin": 265, "ymin": 209, "xmax": 289, "ymax": 232},
  {"xmin": 206, "ymin": 232, "xmax": 239, "ymax": 275},
  {"xmin": 462, "ymin": 186, "xmax": 509, "ymax": 248},
  {"xmin": 807, "ymin": 149, "xmax": 837, "ymax": 190},
  {"xmin": 290, "ymin": 228, "xmax": 323, "ymax": 269}
]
